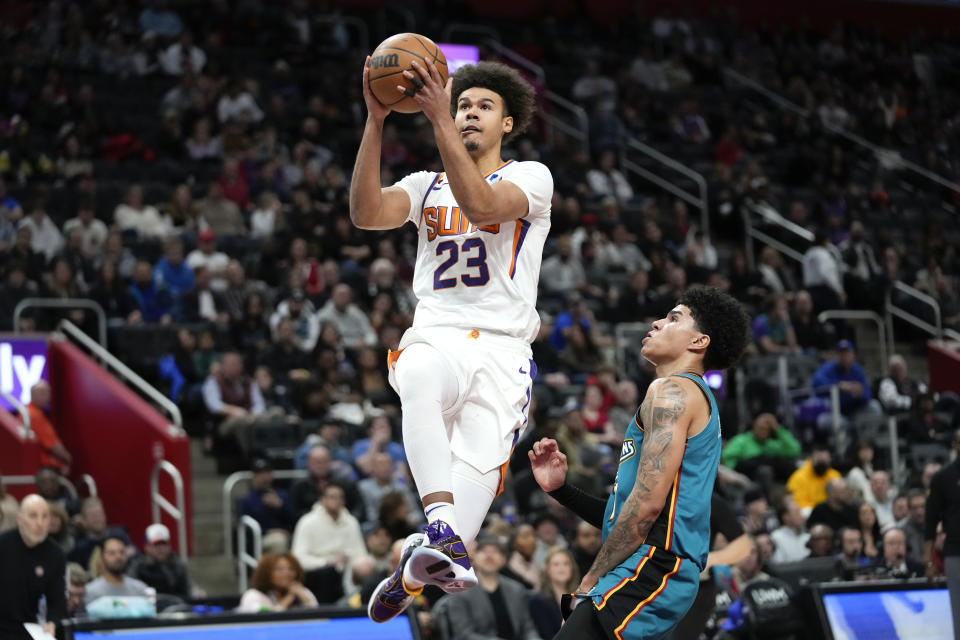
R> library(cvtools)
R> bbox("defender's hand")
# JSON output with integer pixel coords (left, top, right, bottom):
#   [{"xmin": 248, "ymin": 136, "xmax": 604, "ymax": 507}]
[{"xmin": 528, "ymin": 438, "xmax": 568, "ymax": 493}]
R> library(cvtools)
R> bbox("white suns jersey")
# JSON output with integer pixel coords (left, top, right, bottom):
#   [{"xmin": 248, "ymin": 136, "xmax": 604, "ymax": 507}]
[{"xmin": 394, "ymin": 160, "xmax": 553, "ymax": 343}]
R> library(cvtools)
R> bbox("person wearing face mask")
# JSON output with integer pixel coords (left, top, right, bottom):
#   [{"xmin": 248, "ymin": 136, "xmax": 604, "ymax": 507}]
[{"xmin": 786, "ymin": 443, "xmax": 841, "ymax": 513}]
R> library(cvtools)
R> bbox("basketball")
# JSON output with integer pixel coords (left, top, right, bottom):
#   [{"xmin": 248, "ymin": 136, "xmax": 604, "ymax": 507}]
[{"xmin": 367, "ymin": 33, "xmax": 449, "ymax": 114}]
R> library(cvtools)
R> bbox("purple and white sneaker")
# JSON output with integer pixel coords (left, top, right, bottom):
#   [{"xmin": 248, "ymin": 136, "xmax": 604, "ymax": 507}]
[
  {"xmin": 367, "ymin": 532, "xmax": 426, "ymax": 623},
  {"xmin": 405, "ymin": 520, "xmax": 477, "ymax": 593}
]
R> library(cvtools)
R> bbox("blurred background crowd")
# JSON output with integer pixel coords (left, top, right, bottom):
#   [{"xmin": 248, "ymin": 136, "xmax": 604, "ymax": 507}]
[{"xmin": 1, "ymin": 0, "xmax": 959, "ymax": 638}]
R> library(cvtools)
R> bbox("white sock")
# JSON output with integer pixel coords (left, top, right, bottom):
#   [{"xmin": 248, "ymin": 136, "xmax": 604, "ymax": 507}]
[
  {"xmin": 404, "ymin": 501, "xmax": 462, "ymax": 588},
  {"xmin": 423, "ymin": 501, "xmax": 460, "ymax": 534}
]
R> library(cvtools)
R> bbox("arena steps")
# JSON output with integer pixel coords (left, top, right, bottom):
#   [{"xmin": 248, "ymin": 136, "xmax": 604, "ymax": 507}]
[
  {"xmin": 186, "ymin": 554, "xmax": 238, "ymax": 597},
  {"xmin": 188, "ymin": 439, "xmax": 241, "ymax": 595}
]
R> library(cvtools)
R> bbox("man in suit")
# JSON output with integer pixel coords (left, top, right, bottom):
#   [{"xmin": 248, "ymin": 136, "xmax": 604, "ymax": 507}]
[
  {"xmin": 434, "ymin": 535, "xmax": 540, "ymax": 640},
  {"xmin": 878, "ymin": 528, "xmax": 923, "ymax": 579},
  {"xmin": 180, "ymin": 265, "xmax": 229, "ymax": 326}
]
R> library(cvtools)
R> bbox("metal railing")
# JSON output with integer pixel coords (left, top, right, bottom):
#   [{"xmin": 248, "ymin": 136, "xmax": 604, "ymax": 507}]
[
  {"xmin": 885, "ymin": 281, "xmax": 943, "ymax": 343},
  {"xmin": 222, "ymin": 469, "xmax": 307, "ymax": 557},
  {"xmin": 237, "ymin": 515, "xmax": 263, "ymax": 593},
  {"xmin": 2, "ymin": 473, "xmax": 97, "ymax": 499},
  {"xmin": 541, "ymin": 90, "xmax": 590, "ymax": 153},
  {"xmin": 0, "ymin": 389, "xmax": 31, "ymax": 438},
  {"xmin": 817, "ymin": 310, "xmax": 890, "ymax": 371},
  {"xmin": 14, "ymin": 298, "xmax": 107, "ymax": 347},
  {"xmin": 56, "ymin": 320, "xmax": 182, "ymax": 432},
  {"xmin": 887, "ymin": 416, "xmax": 902, "ymax": 490},
  {"xmin": 151, "ymin": 460, "xmax": 188, "ymax": 562},
  {"xmin": 622, "ymin": 138, "xmax": 710, "ymax": 240},
  {"xmin": 742, "ymin": 200, "xmax": 815, "ymax": 268},
  {"xmin": 724, "ymin": 68, "xmax": 960, "ymax": 196},
  {"xmin": 80, "ymin": 473, "xmax": 98, "ymax": 497}
]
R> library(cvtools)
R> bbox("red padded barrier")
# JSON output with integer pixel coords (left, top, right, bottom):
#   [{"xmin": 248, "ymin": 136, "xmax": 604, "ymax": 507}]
[
  {"xmin": 928, "ymin": 341, "xmax": 960, "ymax": 397},
  {"xmin": 47, "ymin": 340, "xmax": 192, "ymax": 555},
  {"xmin": 0, "ymin": 409, "xmax": 42, "ymax": 501}
]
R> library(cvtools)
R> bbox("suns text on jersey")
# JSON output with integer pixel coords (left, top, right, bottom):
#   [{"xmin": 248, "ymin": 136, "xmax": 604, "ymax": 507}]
[{"xmin": 423, "ymin": 206, "xmax": 501, "ymax": 241}]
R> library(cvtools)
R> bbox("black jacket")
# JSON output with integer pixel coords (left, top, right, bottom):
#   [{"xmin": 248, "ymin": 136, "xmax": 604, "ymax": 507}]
[{"xmin": 0, "ymin": 529, "xmax": 66, "ymax": 639}]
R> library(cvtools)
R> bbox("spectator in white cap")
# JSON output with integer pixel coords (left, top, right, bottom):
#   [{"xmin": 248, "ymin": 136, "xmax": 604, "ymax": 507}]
[{"xmin": 126, "ymin": 524, "xmax": 194, "ymax": 599}]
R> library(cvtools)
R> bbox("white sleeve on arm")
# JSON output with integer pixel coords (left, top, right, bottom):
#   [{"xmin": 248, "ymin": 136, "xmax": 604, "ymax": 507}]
[
  {"xmin": 393, "ymin": 171, "xmax": 438, "ymax": 225},
  {"xmin": 502, "ymin": 161, "xmax": 554, "ymax": 220}
]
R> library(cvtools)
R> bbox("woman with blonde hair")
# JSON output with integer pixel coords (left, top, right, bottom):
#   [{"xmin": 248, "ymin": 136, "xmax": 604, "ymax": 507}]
[
  {"xmin": 530, "ymin": 547, "xmax": 581, "ymax": 639},
  {"xmin": 238, "ymin": 552, "xmax": 318, "ymax": 612}
]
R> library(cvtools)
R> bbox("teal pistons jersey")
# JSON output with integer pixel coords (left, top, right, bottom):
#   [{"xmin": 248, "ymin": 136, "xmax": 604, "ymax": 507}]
[{"xmin": 601, "ymin": 373, "xmax": 721, "ymax": 570}]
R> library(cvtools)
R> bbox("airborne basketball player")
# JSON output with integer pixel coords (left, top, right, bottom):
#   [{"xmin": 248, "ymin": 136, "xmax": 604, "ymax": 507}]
[{"xmin": 350, "ymin": 57, "xmax": 551, "ymax": 623}]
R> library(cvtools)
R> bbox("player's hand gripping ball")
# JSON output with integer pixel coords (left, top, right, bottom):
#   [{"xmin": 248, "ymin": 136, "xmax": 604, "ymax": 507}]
[{"xmin": 367, "ymin": 33, "xmax": 448, "ymax": 114}]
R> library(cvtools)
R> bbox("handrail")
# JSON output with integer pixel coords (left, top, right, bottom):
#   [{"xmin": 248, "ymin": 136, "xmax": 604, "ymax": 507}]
[
  {"xmin": 946, "ymin": 328, "xmax": 960, "ymax": 342},
  {"xmin": 622, "ymin": 138, "xmax": 710, "ymax": 240},
  {"xmin": 817, "ymin": 310, "xmax": 889, "ymax": 371},
  {"xmin": 237, "ymin": 515, "xmax": 263, "ymax": 593},
  {"xmin": 830, "ymin": 384, "xmax": 846, "ymax": 457},
  {"xmin": 724, "ymin": 67, "xmax": 960, "ymax": 195},
  {"xmin": 151, "ymin": 460, "xmax": 188, "ymax": 562},
  {"xmin": 885, "ymin": 280, "xmax": 944, "ymax": 351},
  {"xmin": 3, "ymin": 474, "xmax": 79, "ymax": 499},
  {"xmin": 56, "ymin": 320, "xmax": 183, "ymax": 432},
  {"xmin": 0, "ymin": 389, "xmax": 31, "ymax": 438},
  {"xmin": 742, "ymin": 217, "xmax": 806, "ymax": 265},
  {"xmin": 222, "ymin": 469, "xmax": 307, "ymax": 557},
  {"xmin": 888, "ymin": 281, "xmax": 943, "ymax": 341},
  {"xmin": 80, "ymin": 473, "xmax": 97, "ymax": 497},
  {"xmin": 742, "ymin": 200, "xmax": 813, "ymax": 269},
  {"xmin": 543, "ymin": 90, "xmax": 590, "ymax": 152},
  {"xmin": 887, "ymin": 416, "xmax": 902, "ymax": 490},
  {"xmin": 748, "ymin": 200, "xmax": 815, "ymax": 242},
  {"xmin": 14, "ymin": 298, "xmax": 107, "ymax": 347}
]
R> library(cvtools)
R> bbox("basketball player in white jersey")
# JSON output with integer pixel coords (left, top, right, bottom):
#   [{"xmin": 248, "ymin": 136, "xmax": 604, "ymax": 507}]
[{"xmin": 351, "ymin": 58, "xmax": 552, "ymax": 622}]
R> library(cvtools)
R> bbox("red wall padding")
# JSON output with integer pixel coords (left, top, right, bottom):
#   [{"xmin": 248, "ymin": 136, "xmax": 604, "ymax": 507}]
[
  {"xmin": 47, "ymin": 341, "xmax": 192, "ymax": 555},
  {"xmin": 0, "ymin": 410, "xmax": 42, "ymax": 501},
  {"xmin": 928, "ymin": 341, "xmax": 960, "ymax": 397}
]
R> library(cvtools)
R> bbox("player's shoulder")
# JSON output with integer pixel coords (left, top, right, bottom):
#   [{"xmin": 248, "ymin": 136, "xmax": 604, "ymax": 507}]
[
  {"xmin": 648, "ymin": 375, "xmax": 705, "ymax": 406},
  {"xmin": 502, "ymin": 159, "xmax": 553, "ymax": 179},
  {"xmin": 394, "ymin": 169, "xmax": 440, "ymax": 191}
]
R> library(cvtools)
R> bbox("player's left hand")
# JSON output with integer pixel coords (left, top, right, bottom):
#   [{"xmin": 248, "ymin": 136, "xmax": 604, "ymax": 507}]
[{"xmin": 404, "ymin": 59, "xmax": 452, "ymax": 125}]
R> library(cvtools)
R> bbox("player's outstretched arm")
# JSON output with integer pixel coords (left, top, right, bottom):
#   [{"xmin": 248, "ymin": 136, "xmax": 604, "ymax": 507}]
[
  {"xmin": 350, "ymin": 56, "xmax": 413, "ymax": 231},
  {"xmin": 578, "ymin": 378, "xmax": 692, "ymax": 593}
]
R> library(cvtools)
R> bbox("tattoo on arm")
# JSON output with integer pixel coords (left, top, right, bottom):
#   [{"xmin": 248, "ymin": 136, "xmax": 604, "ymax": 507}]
[{"xmin": 586, "ymin": 380, "xmax": 687, "ymax": 580}]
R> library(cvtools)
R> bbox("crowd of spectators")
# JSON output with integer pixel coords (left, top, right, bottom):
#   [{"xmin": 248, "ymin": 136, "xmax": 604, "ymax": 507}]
[{"xmin": 1, "ymin": 1, "xmax": 960, "ymax": 638}]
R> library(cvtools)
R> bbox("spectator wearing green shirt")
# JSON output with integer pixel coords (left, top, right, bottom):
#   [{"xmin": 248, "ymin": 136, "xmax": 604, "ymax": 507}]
[{"xmin": 722, "ymin": 413, "xmax": 801, "ymax": 482}]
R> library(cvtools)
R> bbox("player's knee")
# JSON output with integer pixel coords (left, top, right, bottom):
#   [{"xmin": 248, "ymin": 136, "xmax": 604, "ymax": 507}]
[{"xmin": 394, "ymin": 344, "xmax": 443, "ymax": 397}]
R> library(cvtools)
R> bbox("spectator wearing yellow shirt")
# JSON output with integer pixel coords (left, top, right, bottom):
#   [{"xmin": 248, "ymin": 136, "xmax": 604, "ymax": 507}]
[{"xmin": 786, "ymin": 443, "xmax": 841, "ymax": 512}]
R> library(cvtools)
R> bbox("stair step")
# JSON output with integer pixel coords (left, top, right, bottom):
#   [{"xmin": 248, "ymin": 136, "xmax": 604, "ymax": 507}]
[{"xmin": 187, "ymin": 554, "xmax": 239, "ymax": 597}]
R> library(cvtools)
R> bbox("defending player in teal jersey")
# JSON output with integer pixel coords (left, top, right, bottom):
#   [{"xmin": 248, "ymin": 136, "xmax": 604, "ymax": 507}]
[{"xmin": 530, "ymin": 286, "xmax": 750, "ymax": 640}]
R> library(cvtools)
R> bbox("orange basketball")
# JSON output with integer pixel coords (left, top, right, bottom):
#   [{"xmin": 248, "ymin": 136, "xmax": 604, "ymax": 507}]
[{"xmin": 367, "ymin": 33, "xmax": 449, "ymax": 114}]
